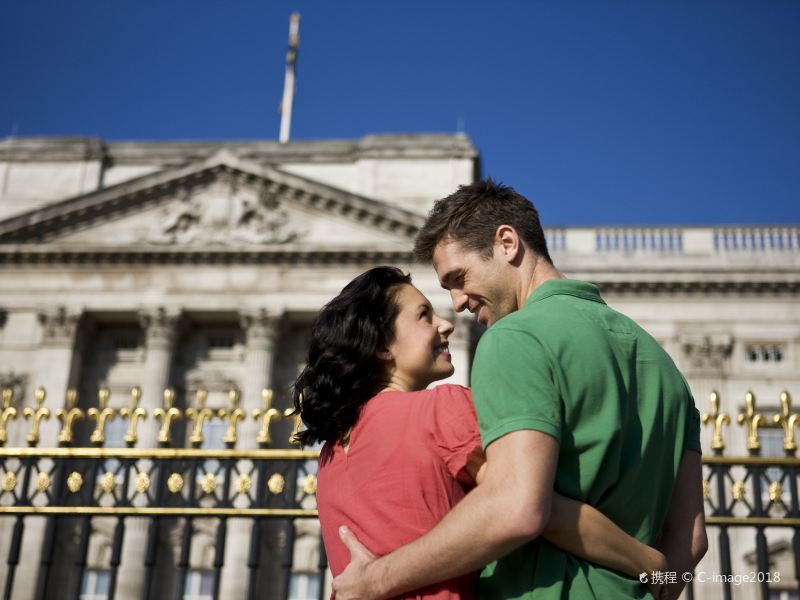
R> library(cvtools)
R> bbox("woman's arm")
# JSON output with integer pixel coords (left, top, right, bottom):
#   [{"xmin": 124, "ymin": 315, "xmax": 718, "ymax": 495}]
[
  {"xmin": 543, "ymin": 493, "xmax": 667, "ymax": 578},
  {"xmin": 466, "ymin": 450, "xmax": 664, "ymax": 581}
]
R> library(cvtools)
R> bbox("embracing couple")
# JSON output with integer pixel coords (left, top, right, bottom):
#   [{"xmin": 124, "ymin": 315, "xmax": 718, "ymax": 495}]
[{"xmin": 292, "ymin": 180, "xmax": 707, "ymax": 600}]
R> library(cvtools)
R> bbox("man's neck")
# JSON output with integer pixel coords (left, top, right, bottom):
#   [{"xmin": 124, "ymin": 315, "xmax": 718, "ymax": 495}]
[{"xmin": 520, "ymin": 256, "xmax": 566, "ymax": 306}]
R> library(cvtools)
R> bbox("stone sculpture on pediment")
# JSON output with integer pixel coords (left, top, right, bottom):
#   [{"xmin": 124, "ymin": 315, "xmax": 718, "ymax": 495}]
[{"xmin": 145, "ymin": 177, "xmax": 304, "ymax": 246}]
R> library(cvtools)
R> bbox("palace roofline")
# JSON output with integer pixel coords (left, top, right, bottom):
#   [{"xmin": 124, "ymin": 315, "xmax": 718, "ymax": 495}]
[{"xmin": 0, "ymin": 133, "xmax": 479, "ymax": 164}]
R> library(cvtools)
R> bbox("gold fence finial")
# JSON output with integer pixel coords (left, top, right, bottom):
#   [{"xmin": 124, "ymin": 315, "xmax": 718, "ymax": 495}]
[
  {"xmin": 154, "ymin": 388, "xmax": 181, "ymax": 445},
  {"xmin": 284, "ymin": 401, "xmax": 302, "ymax": 446},
  {"xmin": 120, "ymin": 387, "xmax": 147, "ymax": 446},
  {"xmin": 773, "ymin": 391, "xmax": 798, "ymax": 452},
  {"xmin": 88, "ymin": 387, "xmax": 116, "ymax": 445},
  {"xmin": 23, "ymin": 387, "xmax": 51, "ymax": 446},
  {"xmin": 737, "ymin": 390, "xmax": 767, "ymax": 452},
  {"xmin": 186, "ymin": 389, "xmax": 213, "ymax": 447},
  {"xmin": 253, "ymin": 389, "xmax": 281, "ymax": 446},
  {"xmin": 56, "ymin": 389, "xmax": 84, "ymax": 445},
  {"xmin": 220, "ymin": 389, "xmax": 245, "ymax": 447},
  {"xmin": 0, "ymin": 388, "xmax": 18, "ymax": 446},
  {"xmin": 701, "ymin": 390, "xmax": 731, "ymax": 452}
]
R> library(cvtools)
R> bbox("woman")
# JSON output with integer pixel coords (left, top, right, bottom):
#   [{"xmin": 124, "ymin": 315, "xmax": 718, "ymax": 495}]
[{"xmin": 293, "ymin": 267, "xmax": 665, "ymax": 599}]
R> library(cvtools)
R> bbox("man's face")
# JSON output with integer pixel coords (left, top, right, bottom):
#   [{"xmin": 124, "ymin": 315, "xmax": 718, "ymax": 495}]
[{"xmin": 432, "ymin": 239, "xmax": 518, "ymax": 327}]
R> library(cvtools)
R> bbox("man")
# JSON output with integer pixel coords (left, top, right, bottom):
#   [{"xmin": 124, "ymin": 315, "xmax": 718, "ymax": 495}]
[{"xmin": 333, "ymin": 179, "xmax": 707, "ymax": 599}]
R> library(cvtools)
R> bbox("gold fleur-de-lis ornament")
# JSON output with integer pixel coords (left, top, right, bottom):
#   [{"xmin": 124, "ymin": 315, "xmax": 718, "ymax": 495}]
[
  {"xmin": 219, "ymin": 389, "xmax": 245, "ymax": 447},
  {"xmin": 186, "ymin": 389, "xmax": 214, "ymax": 447},
  {"xmin": 119, "ymin": 387, "xmax": 147, "ymax": 446},
  {"xmin": 23, "ymin": 387, "xmax": 51, "ymax": 446},
  {"xmin": 154, "ymin": 389, "xmax": 182, "ymax": 446},
  {"xmin": 701, "ymin": 391, "xmax": 730, "ymax": 453},
  {"xmin": 0, "ymin": 388, "xmax": 18, "ymax": 446},
  {"xmin": 773, "ymin": 391, "xmax": 798, "ymax": 453},
  {"xmin": 56, "ymin": 389, "xmax": 84, "ymax": 445},
  {"xmin": 88, "ymin": 388, "xmax": 116, "ymax": 445},
  {"xmin": 253, "ymin": 389, "xmax": 281, "ymax": 446},
  {"xmin": 736, "ymin": 391, "xmax": 767, "ymax": 453}
]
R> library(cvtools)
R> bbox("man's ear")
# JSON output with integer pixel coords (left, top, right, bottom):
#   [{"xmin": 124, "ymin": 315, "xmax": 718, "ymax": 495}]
[{"xmin": 495, "ymin": 225, "xmax": 521, "ymax": 263}]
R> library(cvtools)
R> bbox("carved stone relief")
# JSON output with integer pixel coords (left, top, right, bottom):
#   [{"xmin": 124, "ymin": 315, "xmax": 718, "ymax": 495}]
[{"xmin": 144, "ymin": 174, "xmax": 304, "ymax": 246}]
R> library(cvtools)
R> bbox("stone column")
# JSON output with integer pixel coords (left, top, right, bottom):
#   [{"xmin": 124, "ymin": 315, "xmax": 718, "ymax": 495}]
[
  {"xmin": 218, "ymin": 309, "xmax": 282, "ymax": 600},
  {"xmin": 137, "ymin": 307, "xmax": 182, "ymax": 447},
  {"xmin": 34, "ymin": 307, "xmax": 83, "ymax": 446},
  {"xmin": 9, "ymin": 307, "xmax": 82, "ymax": 600},
  {"xmin": 237, "ymin": 309, "xmax": 282, "ymax": 446},
  {"xmin": 115, "ymin": 308, "xmax": 181, "ymax": 600}
]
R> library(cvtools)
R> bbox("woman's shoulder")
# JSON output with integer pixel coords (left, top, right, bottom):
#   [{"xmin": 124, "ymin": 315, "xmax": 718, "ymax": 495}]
[{"xmin": 425, "ymin": 384, "xmax": 472, "ymax": 402}]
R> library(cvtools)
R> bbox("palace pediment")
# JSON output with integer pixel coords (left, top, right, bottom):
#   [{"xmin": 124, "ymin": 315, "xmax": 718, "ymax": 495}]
[{"xmin": 0, "ymin": 150, "xmax": 422, "ymax": 256}]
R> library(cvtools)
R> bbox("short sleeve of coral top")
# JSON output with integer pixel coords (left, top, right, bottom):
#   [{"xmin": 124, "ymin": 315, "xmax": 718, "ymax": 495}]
[{"xmin": 317, "ymin": 384, "xmax": 482, "ymax": 600}]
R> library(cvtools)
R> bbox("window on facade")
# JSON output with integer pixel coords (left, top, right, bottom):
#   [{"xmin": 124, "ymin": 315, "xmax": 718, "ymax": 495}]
[
  {"xmin": 102, "ymin": 415, "xmax": 128, "ymax": 473},
  {"xmin": 761, "ymin": 427, "xmax": 787, "ymax": 506},
  {"xmin": 184, "ymin": 569, "xmax": 215, "ymax": 600},
  {"xmin": 769, "ymin": 590, "xmax": 799, "ymax": 600},
  {"xmin": 288, "ymin": 572, "xmax": 321, "ymax": 600},
  {"xmin": 111, "ymin": 335, "xmax": 140, "ymax": 350},
  {"xmin": 207, "ymin": 335, "xmax": 235, "ymax": 349},
  {"xmin": 745, "ymin": 344, "xmax": 785, "ymax": 363},
  {"xmin": 80, "ymin": 569, "xmax": 111, "ymax": 600}
]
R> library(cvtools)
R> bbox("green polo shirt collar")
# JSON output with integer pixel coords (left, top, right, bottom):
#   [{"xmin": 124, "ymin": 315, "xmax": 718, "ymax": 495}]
[{"xmin": 524, "ymin": 278, "xmax": 606, "ymax": 306}]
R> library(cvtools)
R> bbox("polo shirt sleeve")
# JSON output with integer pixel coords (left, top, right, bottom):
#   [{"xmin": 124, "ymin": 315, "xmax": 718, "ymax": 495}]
[
  {"xmin": 471, "ymin": 326, "xmax": 561, "ymax": 449},
  {"xmin": 428, "ymin": 385, "xmax": 483, "ymax": 486},
  {"xmin": 684, "ymin": 396, "xmax": 702, "ymax": 454},
  {"xmin": 679, "ymin": 375, "xmax": 702, "ymax": 454}
]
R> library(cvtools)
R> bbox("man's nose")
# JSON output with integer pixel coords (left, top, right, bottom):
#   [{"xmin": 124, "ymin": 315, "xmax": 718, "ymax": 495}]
[{"xmin": 449, "ymin": 289, "xmax": 468, "ymax": 312}]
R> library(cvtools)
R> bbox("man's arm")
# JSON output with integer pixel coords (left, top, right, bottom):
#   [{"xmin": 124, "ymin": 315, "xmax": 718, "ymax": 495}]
[
  {"xmin": 468, "ymin": 448, "xmax": 666, "ymax": 580},
  {"xmin": 656, "ymin": 450, "xmax": 708, "ymax": 600},
  {"xmin": 332, "ymin": 429, "xmax": 558, "ymax": 600}
]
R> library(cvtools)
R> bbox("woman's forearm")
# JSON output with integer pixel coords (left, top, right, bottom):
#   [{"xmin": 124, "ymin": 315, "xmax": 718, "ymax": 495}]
[{"xmin": 542, "ymin": 493, "xmax": 666, "ymax": 578}]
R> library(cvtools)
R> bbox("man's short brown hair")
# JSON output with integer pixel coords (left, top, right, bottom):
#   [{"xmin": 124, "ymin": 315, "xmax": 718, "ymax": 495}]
[{"xmin": 413, "ymin": 178, "xmax": 552, "ymax": 263}]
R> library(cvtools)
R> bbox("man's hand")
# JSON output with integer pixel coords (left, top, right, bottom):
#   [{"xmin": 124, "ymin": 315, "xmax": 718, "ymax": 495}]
[{"xmin": 332, "ymin": 526, "xmax": 381, "ymax": 600}]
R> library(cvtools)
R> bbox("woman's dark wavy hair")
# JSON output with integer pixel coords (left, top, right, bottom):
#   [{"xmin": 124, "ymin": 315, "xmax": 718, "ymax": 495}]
[{"xmin": 291, "ymin": 266, "xmax": 411, "ymax": 448}]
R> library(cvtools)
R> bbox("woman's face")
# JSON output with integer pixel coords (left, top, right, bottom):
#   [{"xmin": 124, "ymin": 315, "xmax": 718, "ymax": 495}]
[{"xmin": 383, "ymin": 283, "xmax": 455, "ymax": 391}]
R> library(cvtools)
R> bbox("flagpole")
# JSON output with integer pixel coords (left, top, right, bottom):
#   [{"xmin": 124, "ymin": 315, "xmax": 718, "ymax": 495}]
[{"xmin": 279, "ymin": 13, "xmax": 300, "ymax": 144}]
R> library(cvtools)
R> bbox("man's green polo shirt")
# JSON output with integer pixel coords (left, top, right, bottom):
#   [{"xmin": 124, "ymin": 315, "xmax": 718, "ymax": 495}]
[{"xmin": 471, "ymin": 279, "xmax": 701, "ymax": 600}]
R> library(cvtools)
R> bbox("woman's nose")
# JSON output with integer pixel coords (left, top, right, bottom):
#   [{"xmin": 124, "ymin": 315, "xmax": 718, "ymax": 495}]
[{"xmin": 436, "ymin": 315, "xmax": 454, "ymax": 337}]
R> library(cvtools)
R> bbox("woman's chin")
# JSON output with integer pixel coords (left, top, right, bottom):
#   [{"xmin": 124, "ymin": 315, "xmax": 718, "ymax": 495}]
[{"xmin": 433, "ymin": 365, "xmax": 456, "ymax": 381}]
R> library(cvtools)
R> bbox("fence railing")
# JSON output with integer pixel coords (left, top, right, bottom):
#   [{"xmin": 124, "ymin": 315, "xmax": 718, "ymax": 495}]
[{"xmin": 0, "ymin": 386, "xmax": 799, "ymax": 600}]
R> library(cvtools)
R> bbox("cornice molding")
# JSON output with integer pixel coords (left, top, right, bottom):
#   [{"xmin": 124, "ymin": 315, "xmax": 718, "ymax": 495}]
[
  {"xmin": 0, "ymin": 246, "xmax": 416, "ymax": 266},
  {"xmin": 0, "ymin": 134, "xmax": 478, "ymax": 165}
]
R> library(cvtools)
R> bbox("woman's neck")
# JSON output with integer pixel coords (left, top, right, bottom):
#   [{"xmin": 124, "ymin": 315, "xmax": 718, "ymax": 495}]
[{"xmin": 380, "ymin": 378, "xmax": 426, "ymax": 394}]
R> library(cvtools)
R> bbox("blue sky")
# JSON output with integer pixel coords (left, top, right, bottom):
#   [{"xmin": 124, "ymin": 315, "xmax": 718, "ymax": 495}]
[{"xmin": 1, "ymin": 1, "xmax": 798, "ymax": 226}]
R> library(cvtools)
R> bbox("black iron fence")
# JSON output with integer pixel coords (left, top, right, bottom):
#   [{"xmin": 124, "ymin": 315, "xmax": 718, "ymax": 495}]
[
  {"xmin": 0, "ymin": 386, "xmax": 798, "ymax": 600},
  {"xmin": 690, "ymin": 391, "xmax": 800, "ymax": 600}
]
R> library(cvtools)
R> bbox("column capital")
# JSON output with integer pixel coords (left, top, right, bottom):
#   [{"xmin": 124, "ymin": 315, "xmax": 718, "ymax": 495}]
[
  {"xmin": 139, "ymin": 307, "xmax": 183, "ymax": 349},
  {"xmin": 240, "ymin": 309, "xmax": 283, "ymax": 350},
  {"xmin": 37, "ymin": 306, "xmax": 81, "ymax": 347}
]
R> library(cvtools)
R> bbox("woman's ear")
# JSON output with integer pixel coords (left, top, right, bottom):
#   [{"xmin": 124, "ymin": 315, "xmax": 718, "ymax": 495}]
[{"xmin": 375, "ymin": 348, "xmax": 393, "ymax": 361}]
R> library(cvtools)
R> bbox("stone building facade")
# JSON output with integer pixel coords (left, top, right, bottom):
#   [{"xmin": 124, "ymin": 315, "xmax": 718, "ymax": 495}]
[{"xmin": 0, "ymin": 134, "xmax": 798, "ymax": 600}]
